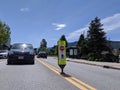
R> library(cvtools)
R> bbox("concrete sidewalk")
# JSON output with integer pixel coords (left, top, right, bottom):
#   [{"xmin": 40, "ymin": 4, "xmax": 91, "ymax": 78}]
[{"xmin": 67, "ymin": 58, "xmax": 120, "ymax": 70}]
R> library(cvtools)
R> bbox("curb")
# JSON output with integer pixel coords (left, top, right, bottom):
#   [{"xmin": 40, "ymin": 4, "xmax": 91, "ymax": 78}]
[
  {"xmin": 103, "ymin": 65, "xmax": 120, "ymax": 70},
  {"xmin": 67, "ymin": 60, "xmax": 120, "ymax": 70}
]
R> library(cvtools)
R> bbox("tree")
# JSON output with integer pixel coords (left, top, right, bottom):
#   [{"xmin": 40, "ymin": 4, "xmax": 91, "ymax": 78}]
[
  {"xmin": 60, "ymin": 35, "xmax": 68, "ymax": 47},
  {"xmin": 49, "ymin": 45, "xmax": 57, "ymax": 56},
  {"xmin": 0, "ymin": 20, "xmax": 10, "ymax": 49},
  {"xmin": 39, "ymin": 39, "xmax": 47, "ymax": 51},
  {"xmin": 87, "ymin": 17, "xmax": 109, "ymax": 61},
  {"xmin": 77, "ymin": 34, "xmax": 85, "ymax": 47},
  {"xmin": 77, "ymin": 34, "xmax": 88, "ymax": 58}
]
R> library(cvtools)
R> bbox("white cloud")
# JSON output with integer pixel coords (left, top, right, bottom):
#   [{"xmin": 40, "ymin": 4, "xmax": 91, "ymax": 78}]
[
  {"xmin": 102, "ymin": 13, "xmax": 120, "ymax": 32},
  {"xmin": 67, "ymin": 13, "xmax": 120, "ymax": 41},
  {"xmin": 52, "ymin": 23, "xmax": 66, "ymax": 30},
  {"xmin": 67, "ymin": 27, "xmax": 88, "ymax": 41},
  {"xmin": 20, "ymin": 8, "xmax": 30, "ymax": 12}
]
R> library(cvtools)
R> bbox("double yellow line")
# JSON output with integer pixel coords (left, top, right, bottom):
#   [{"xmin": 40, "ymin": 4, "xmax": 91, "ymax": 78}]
[{"xmin": 36, "ymin": 58, "xmax": 96, "ymax": 90}]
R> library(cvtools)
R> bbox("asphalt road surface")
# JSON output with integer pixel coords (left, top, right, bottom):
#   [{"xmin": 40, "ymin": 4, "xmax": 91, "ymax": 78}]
[
  {"xmin": 0, "ymin": 58, "xmax": 79, "ymax": 90},
  {"xmin": 37, "ymin": 57, "xmax": 120, "ymax": 90},
  {"xmin": 0, "ymin": 57, "xmax": 120, "ymax": 90}
]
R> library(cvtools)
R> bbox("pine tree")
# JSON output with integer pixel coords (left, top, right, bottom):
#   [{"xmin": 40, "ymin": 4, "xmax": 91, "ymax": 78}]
[
  {"xmin": 39, "ymin": 39, "xmax": 47, "ymax": 51},
  {"xmin": 87, "ymin": 17, "xmax": 109, "ymax": 60},
  {"xmin": 77, "ymin": 34, "xmax": 84, "ymax": 47},
  {"xmin": 77, "ymin": 34, "xmax": 88, "ymax": 58}
]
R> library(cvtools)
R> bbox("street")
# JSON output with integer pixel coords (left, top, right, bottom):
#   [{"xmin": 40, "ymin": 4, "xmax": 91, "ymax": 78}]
[
  {"xmin": 39, "ymin": 57, "xmax": 120, "ymax": 90},
  {"xmin": 0, "ymin": 57, "xmax": 120, "ymax": 90}
]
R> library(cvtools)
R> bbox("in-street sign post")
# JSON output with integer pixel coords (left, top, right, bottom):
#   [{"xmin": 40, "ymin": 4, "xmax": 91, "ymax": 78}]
[{"xmin": 57, "ymin": 40, "xmax": 66, "ymax": 74}]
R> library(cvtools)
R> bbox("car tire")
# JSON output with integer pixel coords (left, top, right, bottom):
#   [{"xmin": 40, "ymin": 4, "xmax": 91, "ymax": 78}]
[
  {"xmin": 30, "ymin": 60, "xmax": 34, "ymax": 64},
  {"xmin": 37, "ymin": 56, "xmax": 40, "ymax": 58},
  {"xmin": 32, "ymin": 61, "xmax": 34, "ymax": 64},
  {"xmin": 7, "ymin": 60, "xmax": 12, "ymax": 65}
]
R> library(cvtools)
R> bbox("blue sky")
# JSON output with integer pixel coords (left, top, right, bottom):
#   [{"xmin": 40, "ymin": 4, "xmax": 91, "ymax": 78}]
[{"xmin": 0, "ymin": 0, "xmax": 120, "ymax": 48}]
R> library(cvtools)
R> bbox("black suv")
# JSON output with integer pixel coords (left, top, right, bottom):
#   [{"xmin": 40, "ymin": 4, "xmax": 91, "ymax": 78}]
[
  {"xmin": 37, "ymin": 52, "xmax": 47, "ymax": 58},
  {"xmin": 7, "ymin": 43, "xmax": 35, "ymax": 64}
]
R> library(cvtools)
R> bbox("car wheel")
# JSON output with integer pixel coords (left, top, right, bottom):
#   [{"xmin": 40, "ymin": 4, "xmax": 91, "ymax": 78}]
[
  {"xmin": 32, "ymin": 61, "xmax": 34, "ymax": 64},
  {"xmin": 30, "ymin": 60, "xmax": 34, "ymax": 64},
  {"xmin": 7, "ymin": 60, "xmax": 12, "ymax": 65}
]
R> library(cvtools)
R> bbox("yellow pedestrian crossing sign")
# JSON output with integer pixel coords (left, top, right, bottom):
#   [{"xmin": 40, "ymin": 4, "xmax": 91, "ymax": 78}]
[{"xmin": 58, "ymin": 40, "xmax": 66, "ymax": 65}]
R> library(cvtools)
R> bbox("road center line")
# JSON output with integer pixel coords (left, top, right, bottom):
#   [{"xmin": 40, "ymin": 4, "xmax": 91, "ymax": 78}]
[{"xmin": 36, "ymin": 58, "xmax": 96, "ymax": 90}]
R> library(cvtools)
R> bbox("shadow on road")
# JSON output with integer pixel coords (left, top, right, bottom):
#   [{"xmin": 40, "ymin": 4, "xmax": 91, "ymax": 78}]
[{"xmin": 60, "ymin": 73, "xmax": 71, "ymax": 77}]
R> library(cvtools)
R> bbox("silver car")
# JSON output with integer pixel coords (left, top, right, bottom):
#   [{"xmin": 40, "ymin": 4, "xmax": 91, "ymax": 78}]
[{"xmin": 0, "ymin": 50, "xmax": 8, "ymax": 59}]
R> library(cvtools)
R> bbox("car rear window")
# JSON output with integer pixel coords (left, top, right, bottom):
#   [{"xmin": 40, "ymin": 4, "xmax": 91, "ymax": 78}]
[{"xmin": 12, "ymin": 44, "xmax": 33, "ymax": 49}]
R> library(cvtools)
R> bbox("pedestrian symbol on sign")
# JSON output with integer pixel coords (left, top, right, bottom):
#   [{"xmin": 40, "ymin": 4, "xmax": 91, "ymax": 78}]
[{"xmin": 60, "ymin": 46, "xmax": 65, "ymax": 60}]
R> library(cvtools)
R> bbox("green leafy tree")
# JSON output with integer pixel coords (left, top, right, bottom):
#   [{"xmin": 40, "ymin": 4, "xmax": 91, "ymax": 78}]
[
  {"xmin": 49, "ymin": 45, "xmax": 57, "ymax": 56},
  {"xmin": 87, "ymin": 17, "xmax": 109, "ymax": 61},
  {"xmin": 0, "ymin": 20, "xmax": 10, "ymax": 49},
  {"xmin": 60, "ymin": 35, "xmax": 68, "ymax": 47}
]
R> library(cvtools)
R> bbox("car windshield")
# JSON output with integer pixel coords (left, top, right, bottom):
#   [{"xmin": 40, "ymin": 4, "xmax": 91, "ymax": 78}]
[
  {"xmin": 39, "ymin": 52, "xmax": 46, "ymax": 54},
  {"xmin": 11, "ymin": 44, "xmax": 33, "ymax": 50}
]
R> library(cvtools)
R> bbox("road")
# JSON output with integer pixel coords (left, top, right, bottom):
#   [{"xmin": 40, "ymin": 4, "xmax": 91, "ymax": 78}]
[
  {"xmin": 0, "ymin": 57, "xmax": 120, "ymax": 90},
  {"xmin": 37, "ymin": 57, "xmax": 120, "ymax": 90}
]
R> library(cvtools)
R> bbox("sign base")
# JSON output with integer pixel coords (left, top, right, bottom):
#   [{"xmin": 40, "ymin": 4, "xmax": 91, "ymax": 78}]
[{"xmin": 59, "ymin": 65, "xmax": 66, "ymax": 74}]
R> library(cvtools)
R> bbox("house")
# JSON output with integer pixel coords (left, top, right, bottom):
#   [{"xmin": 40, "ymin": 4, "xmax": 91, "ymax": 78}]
[
  {"xmin": 67, "ymin": 40, "xmax": 120, "ymax": 58},
  {"xmin": 67, "ymin": 41, "xmax": 78, "ymax": 58}
]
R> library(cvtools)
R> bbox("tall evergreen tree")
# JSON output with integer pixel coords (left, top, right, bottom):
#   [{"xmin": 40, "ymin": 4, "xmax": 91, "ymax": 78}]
[
  {"xmin": 87, "ymin": 17, "xmax": 109, "ymax": 56},
  {"xmin": 77, "ymin": 34, "xmax": 88, "ymax": 58},
  {"xmin": 77, "ymin": 34, "xmax": 85, "ymax": 47},
  {"xmin": 39, "ymin": 39, "xmax": 47, "ymax": 51},
  {"xmin": 60, "ymin": 35, "xmax": 68, "ymax": 47}
]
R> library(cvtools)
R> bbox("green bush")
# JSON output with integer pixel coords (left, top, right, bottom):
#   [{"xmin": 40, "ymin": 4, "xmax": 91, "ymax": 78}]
[
  {"xmin": 87, "ymin": 52, "xmax": 119, "ymax": 62},
  {"xmin": 102, "ymin": 53, "xmax": 118, "ymax": 62},
  {"xmin": 87, "ymin": 53, "xmax": 95, "ymax": 61},
  {"xmin": 87, "ymin": 53, "xmax": 102, "ymax": 61}
]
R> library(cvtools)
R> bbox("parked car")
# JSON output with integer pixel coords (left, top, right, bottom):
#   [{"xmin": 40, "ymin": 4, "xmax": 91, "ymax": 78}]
[
  {"xmin": 37, "ymin": 51, "xmax": 47, "ymax": 58},
  {"xmin": 7, "ymin": 43, "xmax": 35, "ymax": 64},
  {"xmin": 0, "ymin": 50, "xmax": 8, "ymax": 59}
]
